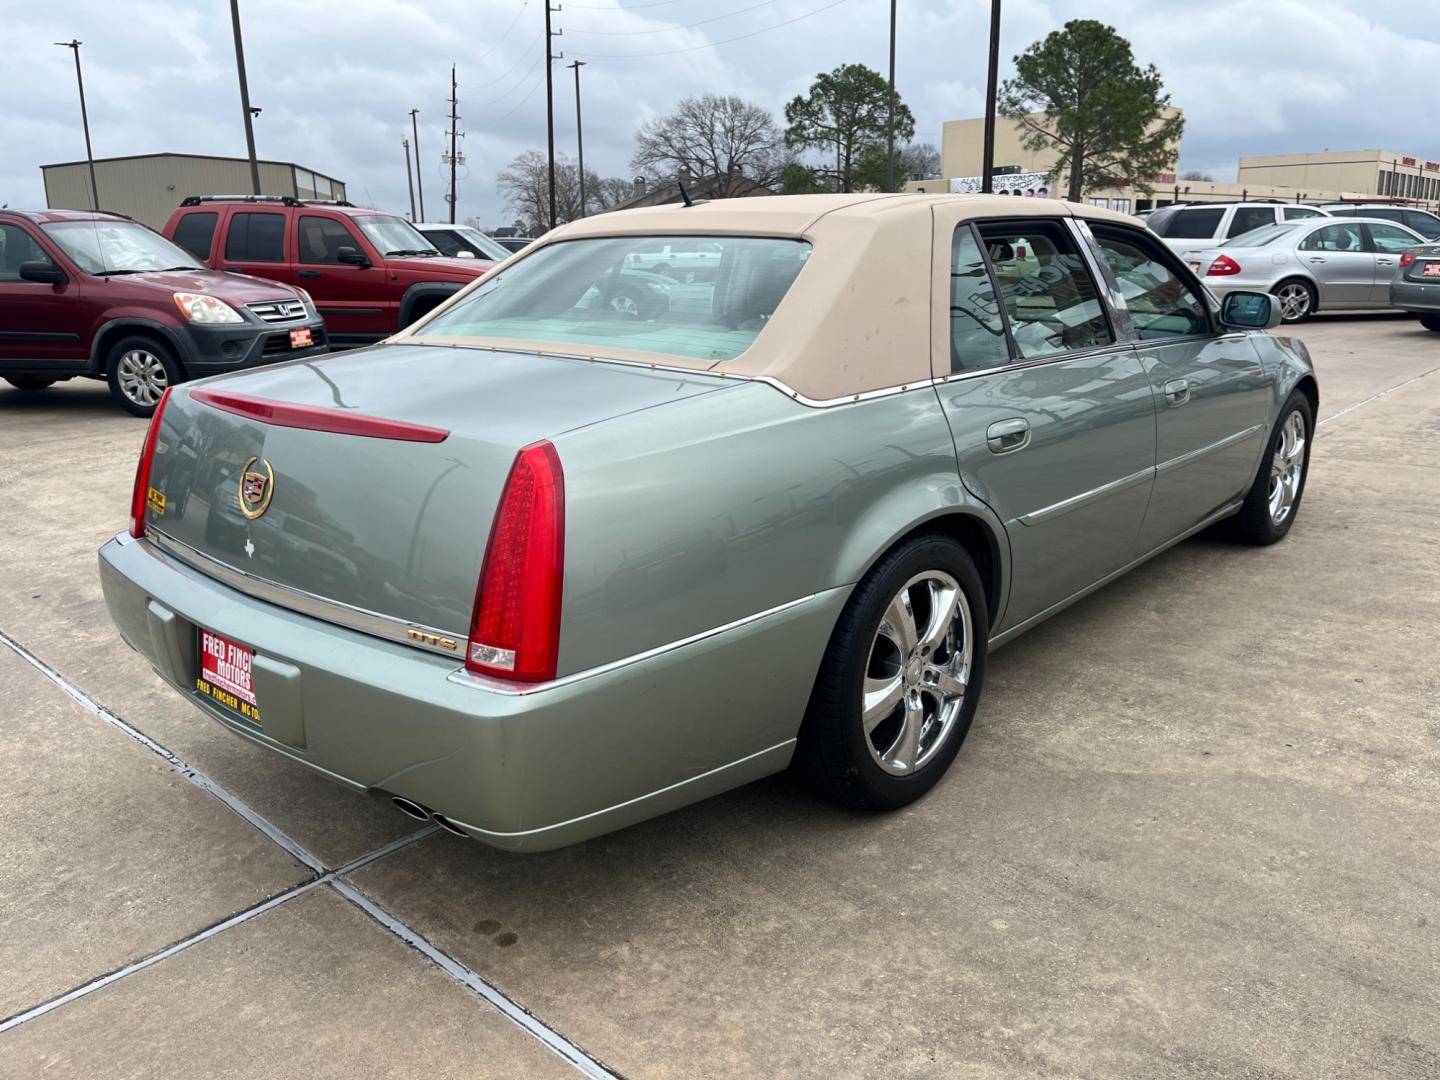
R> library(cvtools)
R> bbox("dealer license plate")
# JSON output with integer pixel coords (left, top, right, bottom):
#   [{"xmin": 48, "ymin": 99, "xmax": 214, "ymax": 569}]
[
  {"xmin": 290, "ymin": 327, "xmax": 314, "ymax": 349},
  {"xmin": 196, "ymin": 627, "xmax": 262, "ymax": 724},
  {"xmin": 1424, "ymin": 262, "xmax": 1440, "ymax": 277}
]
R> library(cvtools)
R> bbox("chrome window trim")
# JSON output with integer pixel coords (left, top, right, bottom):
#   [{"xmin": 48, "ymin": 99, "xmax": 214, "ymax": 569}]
[
  {"xmin": 1156, "ymin": 423, "xmax": 1266, "ymax": 475},
  {"xmin": 144, "ymin": 529, "xmax": 467, "ymax": 659},
  {"xmin": 1019, "ymin": 465, "xmax": 1156, "ymax": 527},
  {"xmin": 449, "ymin": 592, "xmax": 820, "ymax": 697}
]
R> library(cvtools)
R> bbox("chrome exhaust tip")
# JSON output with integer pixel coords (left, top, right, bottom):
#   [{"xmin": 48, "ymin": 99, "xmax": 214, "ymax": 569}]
[
  {"xmin": 391, "ymin": 795, "xmax": 431, "ymax": 822},
  {"xmin": 431, "ymin": 813, "xmax": 468, "ymax": 838}
]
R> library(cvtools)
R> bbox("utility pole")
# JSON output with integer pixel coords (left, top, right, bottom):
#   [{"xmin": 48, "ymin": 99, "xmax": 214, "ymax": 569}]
[
  {"xmin": 54, "ymin": 40, "xmax": 99, "ymax": 210},
  {"xmin": 886, "ymin": 0, "xmax": 897, "ymax": 193},
  {"xmin": 228, "ymin": 0, "xmax": 262, "ymax": 195},
  {"xmin": 981, "ymin": 0, "xmax": 1001, "ymax": 194},
  {"xmin": 447, "ymin": 65, "xmax": 460, "ymax": 224},
  {"xmin": 567, "ymin": 60, "xmax": 587, "ymax": 217},
  {"xmin": 410, "ymin": 110, "xmax": 426, "ymax": 220},
  {"xmin": 403, "ymin": 139, "xmax": 417, "ymax": 221},
  {"xmin": 545, "ymin": 2, "xmax": 563, "ymax": 230}
]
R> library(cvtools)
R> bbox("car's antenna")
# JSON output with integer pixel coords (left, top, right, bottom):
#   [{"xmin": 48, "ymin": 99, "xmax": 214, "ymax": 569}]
[{"xmin": 678, "ymin": 176, "xmax": 693, "ymax": 208}]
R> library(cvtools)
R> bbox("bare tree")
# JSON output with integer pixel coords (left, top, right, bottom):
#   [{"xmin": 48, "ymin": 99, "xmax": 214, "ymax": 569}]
[
  {"xmin": 631, "ymin": 94, "xmax": 783, "ymax": 187},
  {"xmin": 498, "ymin": 151, "xmax": 630, "ymax": 231},
  {"xmin": 1180, "ymin": 169, "xmax": 1215, "ymax": 182},
  {"xmin": 901, "ymin": 142, "xmax": 942, "ymax": 181}
]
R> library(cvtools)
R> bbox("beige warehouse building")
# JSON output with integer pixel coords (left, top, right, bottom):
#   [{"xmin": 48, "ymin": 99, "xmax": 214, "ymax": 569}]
[
  {"xmin": 911, "ymin": 112, "xmax": 1440, "ymax": 214},
  {"xmin": 41, "ymin": 153, "xmax": 348, "ymax": 230}
]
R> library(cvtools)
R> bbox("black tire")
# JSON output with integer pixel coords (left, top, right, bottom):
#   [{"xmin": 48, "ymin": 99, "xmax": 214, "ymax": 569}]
[
  {"xmin": 4, "ymin": 376, "xmax": 57, "ymax": 391},
  {"xmin": 1419, "ymin": 314, "xmax": 1440, "ymax": 332},
  {"xmin": 1271, "ymin": 278, "xmax": 1317, "ymax": 324},
  {"xmin": 797, "ymin": 533, "xmax": 989, "ymax": 811},
  {"xmin": 1229, "ymin": 389, "xmax": 1314, "ymax": 545},
  {"xmin": 105, "ymin": 335, "xmax": 184, "ymax": 418}
]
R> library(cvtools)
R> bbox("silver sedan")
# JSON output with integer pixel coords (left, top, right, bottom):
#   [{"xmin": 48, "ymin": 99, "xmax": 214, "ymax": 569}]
[{"xmin": 1181, "ymin": 216, "xmax": 1425, "ymax": 324}]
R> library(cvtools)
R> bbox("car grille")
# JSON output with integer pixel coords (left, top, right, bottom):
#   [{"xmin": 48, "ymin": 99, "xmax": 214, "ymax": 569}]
[
  {"xmin": 248, "ymin": 299, "xmax": 308, "ymax": 323},
  {"xmin": 262, "ymin": 327, "xmax": 327, "ymax": 356}
]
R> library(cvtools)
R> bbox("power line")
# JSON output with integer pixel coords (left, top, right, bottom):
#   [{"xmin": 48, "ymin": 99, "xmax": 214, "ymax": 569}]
[
  {"xmin": 470, "ymin": 53, "xmax": 545, "ymax": 107},
  {"xmin": 494, "ymin": 71, "xmax": 547, "ymax": 123},
  {"xmin": 568, "ymin": 0, "xmax": 851, "ymax": 58},
  {"xmin": 458, "ymin": 31, "xmax": 545, "ymax": 89},
  {"xmin": 565, "ymin": 0, "xmax": 774, "ymax": 35},
  {"xmin": 565, "ymin": 0, "xmax": 701, "ymax": 9},
  {"xmin": 469, "ymin": 1, "xmax": 530, "ymax": 66}
]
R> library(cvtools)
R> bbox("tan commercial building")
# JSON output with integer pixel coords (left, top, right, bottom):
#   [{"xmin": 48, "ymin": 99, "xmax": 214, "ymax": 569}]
[
  {"xmin": 910, "ymin": 112, "xmax": 1439, "ymax": 215},
  {"xmin": 41, "ymin": 153, "xmax": 348, "ymax": 230}
]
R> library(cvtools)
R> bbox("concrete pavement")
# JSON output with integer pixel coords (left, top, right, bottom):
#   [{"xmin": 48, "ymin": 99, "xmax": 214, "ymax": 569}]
[{"xmin": 1, "ymin": 314, "xmax": 1436, "ymax": 1078}]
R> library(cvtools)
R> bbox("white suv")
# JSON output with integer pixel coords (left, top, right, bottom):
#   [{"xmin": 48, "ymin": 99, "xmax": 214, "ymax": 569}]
[{"xmin": 1147, "ymin": 202, "xmax": 1331, "ymax": 253}]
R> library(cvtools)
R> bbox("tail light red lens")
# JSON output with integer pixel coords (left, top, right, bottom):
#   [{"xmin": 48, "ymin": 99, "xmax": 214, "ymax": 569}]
[
  {"xmin": 1207, "ymin": 255, "xmax": 1242, "ymax": 276},
  {"xmin": 466, "ymin": 441, "xmax": 565, "ymax": 682},
  {"xmin": 1400, "ymin": 251, "xmax": 1416, "ymax": 269},
  {"xmin": 129, "ymin": 387, "xmax": 173, "ymax": 539}
]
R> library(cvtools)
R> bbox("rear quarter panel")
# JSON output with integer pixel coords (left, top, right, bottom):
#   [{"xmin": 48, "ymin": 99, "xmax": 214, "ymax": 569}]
[{"xmin": 554, "ymin": 379, "xmax": 1005, "ymax": 678}]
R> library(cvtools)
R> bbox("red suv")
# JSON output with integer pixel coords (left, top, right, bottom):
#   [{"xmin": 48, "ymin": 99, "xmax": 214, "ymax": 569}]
[
  {"xmin": 164, "ymin": 196, "xmax": 494, "ymax": 345},
  {"xmin": 0, "ymin": 209, "xmax": 326, "ymax": 416}
]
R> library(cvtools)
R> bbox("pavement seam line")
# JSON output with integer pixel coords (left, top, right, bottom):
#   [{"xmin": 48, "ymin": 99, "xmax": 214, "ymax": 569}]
[
  {"xmin": 1317, "ymin": 363, "xmax": 1440, "ymax": 428},
  {"xmin": 0, "ymin": 827, "xmax": 437, "ymax": 1036},
  {"xmin": 0, "ymin": 629, "xmax": 326, "ymax": 873},
  {"xmin": 329, "ymin": 878, "xmax": 624, "ymax": 1080},
  {"xmin": 0, "ymin": 629, "xmax": 616, "ymax": 1076}
]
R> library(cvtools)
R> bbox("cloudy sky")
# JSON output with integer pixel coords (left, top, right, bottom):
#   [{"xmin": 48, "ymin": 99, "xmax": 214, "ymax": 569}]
[{"xmin": 4, "ymin": 0, "xmax": 1439, "ymax": 225}]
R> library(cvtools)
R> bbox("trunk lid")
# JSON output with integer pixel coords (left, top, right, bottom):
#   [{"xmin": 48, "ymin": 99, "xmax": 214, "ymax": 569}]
[
  {"xmin": 1404, "ymin": 244, "xmax": 1440, "ymax": 282},
  {"xmin": 145, "ymin": 343, "xmax": 729, "ymax": 640}
]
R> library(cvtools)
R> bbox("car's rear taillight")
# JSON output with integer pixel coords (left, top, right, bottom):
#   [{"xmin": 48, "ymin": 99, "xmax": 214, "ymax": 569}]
[
  {"xmin": 466, "ymin": 441, "xmax": 565, "ymax": 682},
  {"xmin": 1207, "ymin": 255, "xmax": 1242, "ymax": 276},
  {"xmin": 129, "ymin": 388, "xmax": 173, "ymax": 539},
  {"xmin": 1400, "ymin": 251, "xmax": 1416, "ymax": 269}
]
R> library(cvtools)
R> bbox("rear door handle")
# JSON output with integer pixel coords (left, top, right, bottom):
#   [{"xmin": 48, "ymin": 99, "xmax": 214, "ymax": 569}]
[
  {"xmin": 1377, "ymin": 259, "xmax": 1395, "ymax": 267},
  {"xmin": 986, "ymin": 417, "xmax": 1030, "ymax": 454},
  {"xmin": 1164, "ymin": 378, "xmax": 1190, "ymax": 407},
  {"xmin": 297, "ymin": 270, "xmax": 322, "ymax": 279},
  {"xmin": 1307, "ymin": 256, "xmax": 1327, "ymax": 264}
]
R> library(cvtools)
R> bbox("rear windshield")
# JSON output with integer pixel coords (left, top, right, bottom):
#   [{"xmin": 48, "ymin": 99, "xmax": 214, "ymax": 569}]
[
  {"xmin": 414, "ymin": 235, "xmax": 812, "ymax": 362},
  {"xmin": 1221, "ymin": 223, "xmax": 1297, "ymax": 248}
]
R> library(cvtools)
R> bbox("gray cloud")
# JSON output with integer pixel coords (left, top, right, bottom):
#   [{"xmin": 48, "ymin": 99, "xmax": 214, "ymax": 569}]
[{"xmin": 4, "ymin": 0, "xmax": 1437, "ymax": 225}]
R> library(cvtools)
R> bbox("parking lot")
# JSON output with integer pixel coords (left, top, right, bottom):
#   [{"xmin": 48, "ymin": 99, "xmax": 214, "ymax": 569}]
[{"xmin": 1, "ymin": 314, "xmax": 1436, "ymax": 1078}]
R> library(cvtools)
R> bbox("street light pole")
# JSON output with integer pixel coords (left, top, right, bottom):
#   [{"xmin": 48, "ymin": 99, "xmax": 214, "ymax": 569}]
[
  {"xmin": 886, "ymin": 0, "xmax": 896, "ymax": 193},
  {"xmin": 568, "ymin": 60, "xmax": 587, "ymax": 217},
  {"xmin": 228, "ymin": 0, "xmax": 262, "ymax": 195},
  {"xmin": 54, "ymin": 40, "xmax": 99, "ymax": 209},
  {"xmin": 403, "ymin": 139, "xmax": 417, "ymax": 221},
  {"xmin": 981, "ymin": 0, "xmax": 1001, "ymax": 194},
  {"xmin": 411, "ymin": 110, "xmax": 426, "ymax": 220}
]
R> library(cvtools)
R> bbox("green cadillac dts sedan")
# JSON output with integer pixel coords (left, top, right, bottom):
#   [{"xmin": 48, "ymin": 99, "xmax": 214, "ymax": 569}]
[{"xmin": 99, "ymin": 194, "xmax": 1317, "ymax": 850}]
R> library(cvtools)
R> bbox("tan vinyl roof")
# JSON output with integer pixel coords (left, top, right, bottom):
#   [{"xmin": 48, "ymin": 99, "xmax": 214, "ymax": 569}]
[{"xmin": 397, "ymin": 194, "xmax": 1146, "ymax": 401}]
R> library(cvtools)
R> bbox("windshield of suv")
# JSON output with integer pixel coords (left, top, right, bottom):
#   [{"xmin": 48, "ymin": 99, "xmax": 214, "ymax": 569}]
[
  {"xmin": 354, "ymin": 215, "xmax": 441, "ymax": 256},
  {"xmin": 42, "ymin": 220, "xmax": 203, "ymax": 275},
  {"xmin": 1220, "ymin": 223, "xmax": 1298, "ymax": 248},
  {"xmin": 423, "ymin": 226, "xmax": 509, "ymax": 261},
  {"xmin": 414, "ymin": 235, "xmax": 812, "ymax": 362}
]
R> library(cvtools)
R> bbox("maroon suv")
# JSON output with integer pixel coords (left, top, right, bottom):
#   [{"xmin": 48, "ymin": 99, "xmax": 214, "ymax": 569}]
[
  {"xmin": 164, "ymin": 196, "xmax": 493, "ymax": 346},
  {"xmin": 0, "ymin": 209, "xmax": 326, "ymax": 416}
]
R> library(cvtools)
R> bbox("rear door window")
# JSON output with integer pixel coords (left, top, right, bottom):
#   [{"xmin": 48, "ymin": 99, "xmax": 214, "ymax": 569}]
[
  {"xmin": 976, "ymin": 220, "xmax": 1113, "ymax": 359},
  {"xmin": 1366, "ymin": 223, "xmax": 1421, "ymax": 254},
  {"xmin": 172, "ymin": 212, "xmax": 219, "ymax": 260},
  {"xmin": 224, "ymin": 212, "xmax": 286, "ymax": 262},
  {"xmin": 1226, "ymin": 206, "xmax": 1276, "ymax": 238},
  {"xmin": 1283, "ymin": 207, "xmax": 1325, "ymax": 221},
  {"xmin": 1301, "ymin": 223, "xmax": 1366, "ymax": 252},
  {"xmin": 948, "ymin": 225, "xmax": 1011, "ymax": 372},
  {"xmin": 1159, "ymin": 207, "xmax": 1225, "ymax": 239}
]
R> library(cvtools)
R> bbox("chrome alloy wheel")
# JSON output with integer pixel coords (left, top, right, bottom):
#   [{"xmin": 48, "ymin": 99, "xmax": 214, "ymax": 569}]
[
  {"xmin": 115, "ymin": 348, "xmax": 169, "ymax": 407},
  {"xmin": 608, "ymin": 294, "xmax": 640, "ymax": 317},
  {"xmin": 1268, "ymin": 410, "xmax": 1307, "ymax": 525},
  {"xmin": 1274, "ymin": 282, "xmax": 1312, "ymax": 322},
  {"xmin": 863, "ymin": 571, "xmax": 973, "ymax": 775}
]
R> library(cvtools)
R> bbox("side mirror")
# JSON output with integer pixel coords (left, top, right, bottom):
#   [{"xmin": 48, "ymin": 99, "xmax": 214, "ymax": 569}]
[
  {"xmin": 19, "ymin": 260, "xmax": 66, "ymax": 285},
  {"xmin": 1220, "ymin": 291, "xmax": 1281, "ymax": 331},
  {"xmin": 336, "ymin": 246, "xmax": 370, "ymax": 268},
  {"xmin": 454, "ymin": 250, "xmax": 476, "ymax": 258}
]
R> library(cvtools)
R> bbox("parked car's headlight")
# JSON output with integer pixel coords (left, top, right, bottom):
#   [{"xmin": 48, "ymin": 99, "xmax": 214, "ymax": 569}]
[{"xmin": 173, "ymin": 293, "xmax": 244, "ymax": 324}]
